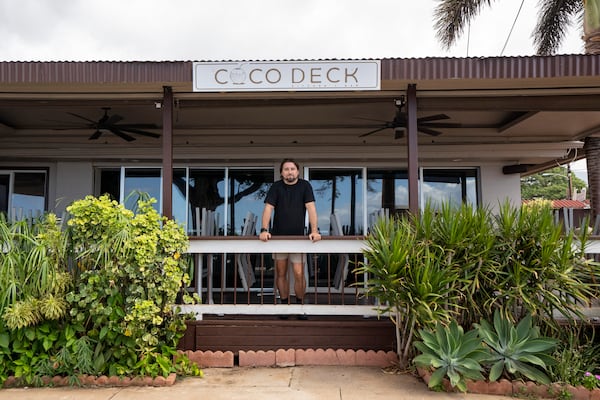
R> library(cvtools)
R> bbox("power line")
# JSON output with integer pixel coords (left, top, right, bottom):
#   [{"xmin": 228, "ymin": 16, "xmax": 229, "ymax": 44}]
[
  {"xmin": 500, "ymin": 0, "xmax": 525, "ymax": 55},
  {"xmin": 466, "ymin": 22, "xmax": 471, "ymax": 57}
]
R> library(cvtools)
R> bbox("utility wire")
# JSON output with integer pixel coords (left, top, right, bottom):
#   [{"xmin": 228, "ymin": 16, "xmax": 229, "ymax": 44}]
[
  {"xmin": 500, "ymin": 0, "xmax": 525, "ymax": 55},
  {"xmin": 466, "ymin": 22, "xmax": 471, "ymax": 57}
]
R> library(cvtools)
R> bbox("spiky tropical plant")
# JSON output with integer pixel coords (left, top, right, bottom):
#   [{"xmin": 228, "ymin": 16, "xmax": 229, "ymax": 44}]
[
  {"xmin": 0, "ymin": 213, "xmax": 71, "ymax": 329},
  {"xmin": 357, "ymin": 215, "xmax": 461, "ymax": 369},
  {"xmin": 413, "ymin": 202, "xmax": 498, "ymax": 328},
  {"xmin": 491, "ymin": 201, "xmax": 595, "ymax": 332},
  {"xmin": 475, "ymin": 310, "xmax": 558, "ymax": 384}
]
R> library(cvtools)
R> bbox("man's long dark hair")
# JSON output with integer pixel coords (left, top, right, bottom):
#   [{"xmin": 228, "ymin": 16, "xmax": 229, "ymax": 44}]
[{"xmin": 279, "ymin": 158, "xmax": 299, "ymax": 172}]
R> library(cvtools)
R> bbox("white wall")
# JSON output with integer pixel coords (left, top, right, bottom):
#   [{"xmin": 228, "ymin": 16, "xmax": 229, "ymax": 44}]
[
  {"xmin": 479, "ymin": 164, "xmax": 521, "ymax": 213},
  {"xmin": 54, "ymin": 162, "xmax": 93, "ymax": 215}
]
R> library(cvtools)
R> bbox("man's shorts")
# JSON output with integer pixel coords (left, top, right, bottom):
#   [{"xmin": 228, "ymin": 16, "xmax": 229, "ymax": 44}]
[{"xmin": 272, "ymin": 253, "xmax": 303, "ymax": 264}]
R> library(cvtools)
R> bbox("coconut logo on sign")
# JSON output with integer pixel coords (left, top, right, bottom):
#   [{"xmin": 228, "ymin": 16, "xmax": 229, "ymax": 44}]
[
  {"xmin": 193, "ymin": 60, "xmax": 380, "ymax": 92},
  {"xmin": 228, "ymin": 65, "xmax": 246, "ymax": 85}
]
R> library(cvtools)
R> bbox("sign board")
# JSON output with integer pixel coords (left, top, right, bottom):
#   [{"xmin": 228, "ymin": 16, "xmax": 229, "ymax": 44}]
[{"xmin": 193, "ymin": 60, "xmax": 380, "ymax": 92}]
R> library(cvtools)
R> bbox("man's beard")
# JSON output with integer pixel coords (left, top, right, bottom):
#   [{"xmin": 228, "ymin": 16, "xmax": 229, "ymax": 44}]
[{"xmin": 284, "ymin": 175, "xmax": 297, "ymax": 183}]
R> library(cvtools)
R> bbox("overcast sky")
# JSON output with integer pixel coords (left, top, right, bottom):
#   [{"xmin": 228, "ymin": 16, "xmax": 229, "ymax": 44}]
[
  {"xmin": 0, "ymin": 0, "xmax": 589, "ymax": 180},
  {"xmin": 0, "ymin": 0, "xmax": 585, "ymax": 61}
]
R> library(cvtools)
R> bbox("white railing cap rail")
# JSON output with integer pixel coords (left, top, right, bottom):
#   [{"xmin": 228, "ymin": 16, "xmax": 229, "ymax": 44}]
[{"xmin": 187, "ymin": 236, "xmax": 367, "ymax": 254}]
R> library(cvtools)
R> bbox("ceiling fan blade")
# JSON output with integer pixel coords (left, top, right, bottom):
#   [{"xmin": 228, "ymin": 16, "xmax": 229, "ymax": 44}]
[
  {"xmin": 358, "ymin": 127, "xmax": 388, "ymax": 138},
  {"xmin": 117, "ymin": 123, "xmax": 158, "ymax": 129},
  {"xmin": 421, "ymin": 122, "xmax": 463, "ymax": 128},
  {"xmin": 418, "ymin": 126, "xmax": 443, "ymax": 136},
  {"xmin": 354, "ymin": 116, "xmax": 388, "ymax": 123},
  {"xmin": 118, "ymin": 127, "xmax": 161, "ymax": 138},
  {"xmin": 67, "ymin": 112, "xmax": 97, "ymax": 124},
  {"xmin": 109, "ymin": 127, "xmax": 136, "ymax": 142},
  {"xmin": 105, "ymin": 114, "xmax": 124, "ymax": 125},
  {"xmin": 417, "ymin": 114, "xmax": 450, "ymax": 123},
  {"xmin": 88, "ymin": 130, "xmax": 103, "ymax": 140}
]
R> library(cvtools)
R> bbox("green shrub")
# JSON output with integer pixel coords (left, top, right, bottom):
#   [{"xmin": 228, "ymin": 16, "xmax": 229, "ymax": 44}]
[
  {"xmin": 0, "ymin": 195, "xmax": 201, "ymax": 385},
  {"xmin": 66, "ymin": 195, "xmax": 198, "ymax": 377}
]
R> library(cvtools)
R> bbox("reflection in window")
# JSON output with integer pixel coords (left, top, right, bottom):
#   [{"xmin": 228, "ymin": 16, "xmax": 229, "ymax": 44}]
[
  {"xmin": 308, "ymin": 169, "xmax": 363, "ymax": 235},
  {"xmin": 98, "ymin": 168, "xmax": 120, "ymax": 201},
  {"xmin": 172, "ymin": 168, "xmax": 187, "ymax": 232},
  {"xmin": 367, "ymin": 170, "xmax": 408, "ymax": 219},
  {"xmin": 422, "ymin": 169, "xmax": 478, "ymax": 209},
  {"xmin": 123, "ymin": 168, "xmax": 161, "ymax": 212},
  {"xmin": 0, "ymin": 171, "xmax": 47, "ymax": 219},
  {"xmin": 184, "ymin": 169, "xmax": 226, "ymax": 236},
  {"xmin": 95, "ymin": 166, "xmax": 479, "ymax": 237},
  {"xmin": 0, "ymin": 174, "xmax": 8, "ymax": 215},
  {"xmin": 228, "ymin": 169, "xmax": 272, "ymax": 236}
]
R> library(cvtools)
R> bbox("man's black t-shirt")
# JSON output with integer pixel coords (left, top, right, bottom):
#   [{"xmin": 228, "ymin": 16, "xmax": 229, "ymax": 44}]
[{"xmin": 264, "ymin": 179, "xmax": 315, "ymax": 235}]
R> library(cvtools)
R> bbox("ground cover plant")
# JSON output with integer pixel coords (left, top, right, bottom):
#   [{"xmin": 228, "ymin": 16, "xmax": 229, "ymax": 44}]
[{"xmin": 0, "ymin": 195, "xmax": 200, "ymax": 387}]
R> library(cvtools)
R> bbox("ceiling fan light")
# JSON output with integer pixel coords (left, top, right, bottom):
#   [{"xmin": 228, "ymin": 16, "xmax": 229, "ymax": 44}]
[{"xmin": 394, "ymin": 127, "xmax": 405, "ymax": 139}]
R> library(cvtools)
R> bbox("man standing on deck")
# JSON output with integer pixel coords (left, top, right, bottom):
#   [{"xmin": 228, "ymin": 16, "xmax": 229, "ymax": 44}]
[{"xmin": 259, "ymin": 159, "xmax": 321, "ymax": 307}]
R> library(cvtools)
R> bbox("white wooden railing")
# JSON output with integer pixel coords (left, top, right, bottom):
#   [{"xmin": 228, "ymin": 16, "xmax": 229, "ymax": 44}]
[
  {"xmin": 179, "ymin": 236, "xmax": 600, "ymax": 321},
  {"xmin": 179, "ymin": 237, "xmax": 383, "ymax": 320}
]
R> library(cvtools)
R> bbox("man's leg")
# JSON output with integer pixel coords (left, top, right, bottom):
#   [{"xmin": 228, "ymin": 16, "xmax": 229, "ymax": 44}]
[
  {"xmin": 275, "ymin": 258, "xmax": 290, "ymax": 303},
  {"xmin": 292, "ymin": 261, "xmax": 306, "ymax": 302}
]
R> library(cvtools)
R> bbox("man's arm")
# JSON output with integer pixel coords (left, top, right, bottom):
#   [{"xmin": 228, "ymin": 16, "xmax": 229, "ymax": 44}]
[
  {"xmin": 305, "ymin": 201, "xmax": 321, "ymax": 242},
  {"xmin": 259, "ymin": 203, "xmax": 274, "ymax": 241}
]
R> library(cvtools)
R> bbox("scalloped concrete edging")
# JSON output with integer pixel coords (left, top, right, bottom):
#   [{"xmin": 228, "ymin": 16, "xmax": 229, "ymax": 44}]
[
  {"xmin": 417, "ymin": 368, "xmax": 600, "ymax": 400},
  {"xmin": 185, "ymin": 348, "xmax": 399, "ymax": 368},
  {"xmin": 2, "ymin": 373, "xmax": 177, "ymax": 388}
]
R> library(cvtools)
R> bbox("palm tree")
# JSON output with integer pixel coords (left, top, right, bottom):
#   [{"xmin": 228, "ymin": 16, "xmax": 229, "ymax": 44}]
[
  {"xmin": 433, "ymin": 0, "xmax": 600, "ymax": 55},
  {"xmin": 434, "ymin": 0, "xmax": 600, "ymax": 216}
]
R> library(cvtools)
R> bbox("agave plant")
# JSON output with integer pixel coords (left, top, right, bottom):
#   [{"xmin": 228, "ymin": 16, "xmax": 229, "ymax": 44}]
[
  {"xmin": 413, "ymin": 320, "xmax": 488, "ymax": 392},
  {"xmin": 475, "ymin": 310, "xmax": 557, "ymax": 384}
]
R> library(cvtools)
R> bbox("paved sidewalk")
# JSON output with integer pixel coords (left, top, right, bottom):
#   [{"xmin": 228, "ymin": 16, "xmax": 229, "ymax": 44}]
[{"xmin": 1, "ymin": 366, "xmax": 510, "ymax": 400}]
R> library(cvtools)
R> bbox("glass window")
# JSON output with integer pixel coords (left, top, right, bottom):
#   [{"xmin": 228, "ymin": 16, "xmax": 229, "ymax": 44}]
[
  {"xmin": 172, "ymin": 168, "xmax": 188, "ymax": 231},
  {"xmin": 123, "ymin": 168, "xmax": 161, "ymax": 212},
  {"xmin": 308, "ymin": 168, "xmax": 363, "ymax": 236},
  {"xmin": 366, "ymin": 169, "xmax": 408, "ymax": 217},
  {"xmin": 0, "ymin": 174, "xmax": 8, "ymax": 215},
  {"xmin": 185, "ymin": 168, "xmax": 226, "ymax": 236},
  {"xmin": 228, "ymin": 169, "xmax": 272, "ymax": 236},
  {"xmin": 0, "ymin": 171, "xmax": 47, "ymax": 219},
  {"xmin": 422, "ymin": 169, "xmax": 478, "ymax": 209},
  {"xmin": 98, "ymin": 168, "xmax": 120, "ymax": 201}
]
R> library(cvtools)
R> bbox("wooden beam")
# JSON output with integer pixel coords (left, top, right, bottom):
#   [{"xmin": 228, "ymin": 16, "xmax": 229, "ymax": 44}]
[
  {"xmin": 497, "ymin": 111, "xmax": 538, "ymax": 133},
  {"xmin": 162, "ymin": 86, "xmax": 173, "ymax": 219},
  {"xmin": 407, "ymin": 84, "xmax": 419, "ymax": 214},
  {"xmin": 419, "ymin": 94, "xmax": 600, "ymax": 111}
]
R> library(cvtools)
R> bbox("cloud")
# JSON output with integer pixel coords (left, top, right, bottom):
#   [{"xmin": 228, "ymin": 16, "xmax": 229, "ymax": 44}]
[{"xmin": 0, "ymin": 0, "xmax": 584, "ymax": 61}]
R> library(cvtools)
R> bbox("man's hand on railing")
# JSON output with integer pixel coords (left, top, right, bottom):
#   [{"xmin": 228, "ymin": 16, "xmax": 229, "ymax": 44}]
[
  {"xmin": 309, "ymin": 231, "xmax": 321, "ymax": 242},
  {"xmin": 259, "ymin": 230, "xmax": 271, "ymax": 242}
]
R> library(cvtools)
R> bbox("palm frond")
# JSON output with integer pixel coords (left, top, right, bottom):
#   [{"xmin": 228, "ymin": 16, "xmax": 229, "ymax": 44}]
[
  {"xmin": 434, "ymin": 0, "xmax": 494, "ymax": 49},
  {"xmin": 534, "ymin": 0, "xmax": 582, "ymax": 55}
]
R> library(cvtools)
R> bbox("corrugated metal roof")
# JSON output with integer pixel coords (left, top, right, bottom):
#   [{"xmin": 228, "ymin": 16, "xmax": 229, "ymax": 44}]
[
  {"xmin": 552, "ymin": 199, "xmax": 590, "ymax": 209},
  {"xmin": 0, "ymin": 55, "xmax": 598, "ymax": 85},
  {"xmin": 382, "ymin": 55, "xmax": 600, "ymax": 80},
  {"xmin": 0, "ymin": 61, "xmax": 192, "ymax": 84}
]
